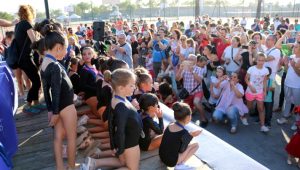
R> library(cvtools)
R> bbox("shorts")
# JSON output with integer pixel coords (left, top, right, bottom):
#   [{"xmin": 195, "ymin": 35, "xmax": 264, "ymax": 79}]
[
  {"xmin": 184, "ymin": 91, "xmax": 204, "ymax": 109},
  {"xmin": 245, "ymin": 92, "xmax": 264, "ymax": 102}
]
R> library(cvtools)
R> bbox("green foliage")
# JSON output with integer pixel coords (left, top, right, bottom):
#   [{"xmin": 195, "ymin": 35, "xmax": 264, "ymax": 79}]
[
  {"xmin": 36, "ymin": 12, "xmax": 46, "ymax": 19},
  {"xmin": 0, "ymin": 12, "xmax": 14, "ymax": 20},
  {"xmin": 50, "ymin": 9, "xmax": 63, "ymax": 18}
]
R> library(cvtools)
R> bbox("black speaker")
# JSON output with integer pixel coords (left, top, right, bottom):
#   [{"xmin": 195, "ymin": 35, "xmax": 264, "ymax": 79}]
[{"xmin": 93, "ymin": 21, "xmax": 105, "ymax": 41}]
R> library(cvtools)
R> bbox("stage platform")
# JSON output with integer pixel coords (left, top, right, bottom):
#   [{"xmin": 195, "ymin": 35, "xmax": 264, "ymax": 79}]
[{"xmin": 11, "ymin": 102, "xmax": 268, "ymax": 170}]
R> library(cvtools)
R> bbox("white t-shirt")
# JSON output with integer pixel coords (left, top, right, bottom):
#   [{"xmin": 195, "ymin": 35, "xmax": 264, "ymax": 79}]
[
  {"xmin": 264, "ymin": 47, "xmax": 281, "ymax": 79},
  {"xmin": 223, "ymin": 46, "xmax": 241, "ymax": 72},
  {"xmin": 246, "ymin": 66, "xmax": 269, "ymax": 94},
  {"xmin": 285, "ymin": 55, "xmax": 300, "ymax": 88}
]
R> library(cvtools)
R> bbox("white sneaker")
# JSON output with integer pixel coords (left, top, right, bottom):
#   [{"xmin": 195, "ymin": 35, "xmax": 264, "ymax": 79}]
[
  {"xmin": 174, "ymin": 163, "xmax": 196, "ymax": 170},
  {"xmin": 78, "ymin": 115, "xmax": 89, "ymax": 127},
  {"xmin": 291, "ymin": 123, "xmax": 297, "ymax": 131},
  {"xmin": 260, "ymin": 125, "xmax": 270, "ymax": 132},
  {"xmin": 240, "ymin": 117, "xmax": 249, "ymax": 126},
  {"xmin": 277, "ymin": 117, "xmax": 288, "ymax": 124},
  {"xmin": 230, "ymin": 127, "xmax": 237, "ymax": 134}
]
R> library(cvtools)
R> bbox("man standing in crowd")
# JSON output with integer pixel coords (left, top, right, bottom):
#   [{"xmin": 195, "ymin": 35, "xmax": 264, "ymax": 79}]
[
  {"xmin": 112, "ymin": 33, "xmax": 133, "ymax": 68},
  {"xmin": 211, "ymin": 28, "xmax": 230, "ymax": 61},
  {"xmin": 264, "ymin": 35, "xmax": 281, "ymax": 80},
  {"xmin": 148, "ymin": 29, "xmax": 169, "ymax": 80}
]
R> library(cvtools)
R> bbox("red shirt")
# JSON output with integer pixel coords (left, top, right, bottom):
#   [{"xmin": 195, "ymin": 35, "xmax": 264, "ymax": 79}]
[{"xmin": 212, "ymin": 37, "xmax": 230, "ymax": 61}]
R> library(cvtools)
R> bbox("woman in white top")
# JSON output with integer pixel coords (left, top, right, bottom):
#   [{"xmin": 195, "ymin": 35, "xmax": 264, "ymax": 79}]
[
  {"xmin": 277, "ymin": 43, "xmax": 300, "ymax": 125},
  {"xmin": 176, "ymin": 35, "xmax": 189, "ymax": 62},
  {"xmin": 221, "ymin": 36, "xmax": 242, "ymax": 74}
]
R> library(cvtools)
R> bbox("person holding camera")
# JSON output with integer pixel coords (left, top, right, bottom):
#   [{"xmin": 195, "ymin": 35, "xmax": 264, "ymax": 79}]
[
  {"xmin": 148, "ymin": 29, "xmax": 169, "ymax": 80},
  {"xmin": 111, "ymin": 33, "xmax": 133, "ymax": 68}
]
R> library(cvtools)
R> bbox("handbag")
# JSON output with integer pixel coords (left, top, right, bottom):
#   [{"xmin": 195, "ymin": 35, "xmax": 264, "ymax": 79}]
[
  {"xmin": 178, "ymin": 82, "xmax": 202, "ymax": 100},
  {"xmin": 6, "ymin": 26, "xmax": 28, "ymax": 69}
]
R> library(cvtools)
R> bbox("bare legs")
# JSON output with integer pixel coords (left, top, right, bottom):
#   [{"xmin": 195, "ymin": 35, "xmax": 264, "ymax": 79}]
[
  {"xmin": 177, "ymin": 143, "xmax": 199, "ymax": 164},
  {"xmin": 54, "ymin": 105, "xmax": 77, "ymax": 170},
  {"xmin": 247, "ymin": 100, "xmax": 265, "ymax": 126},
  {"xmin": 147, "ymin": 135, "xmax": 163, "ymax": 151}
]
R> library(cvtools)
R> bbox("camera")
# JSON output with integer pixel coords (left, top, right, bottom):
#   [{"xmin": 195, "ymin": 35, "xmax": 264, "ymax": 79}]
[{"xmin": 155, "ymin": 33, "xmax": 161, "ymax": 37}]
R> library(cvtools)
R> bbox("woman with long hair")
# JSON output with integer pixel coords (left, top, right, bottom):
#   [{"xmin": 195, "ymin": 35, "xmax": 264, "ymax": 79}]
[{"xmin": 15, "ymin": 5, "xmax": 43, "ymax": 113}]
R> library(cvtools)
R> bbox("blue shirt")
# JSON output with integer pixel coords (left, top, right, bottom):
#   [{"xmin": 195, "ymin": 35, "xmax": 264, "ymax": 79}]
[
  {"xmin": 264, "ymin": 79, "xmax": 273, "ymax": 103},
  {"xmin": 152, "ymin": 39, "xmax": 168, "ymax": 63}
]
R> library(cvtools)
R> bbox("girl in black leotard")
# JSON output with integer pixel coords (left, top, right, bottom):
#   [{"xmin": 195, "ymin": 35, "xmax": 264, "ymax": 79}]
[
  {"xmin": 138, "ymin": 93, "xmax": 164, "ymax": 151},
  {"xmin": 40, "ymin": 25, "xmax": 77, "ymax": 170},
  {"xmin": 130, "ymin": 67, "xmax": 155, "ymax": 111},
  {"xmin": 83, "ymin": 69, "xmax": 142, "ymax": 170},
  {"xmin": 159, "ymin": 102, "xmax": 201, "ymax": 169},
  {"xmin": 78, "ymin": 47, "xmax": 98, "ymax": 117}
]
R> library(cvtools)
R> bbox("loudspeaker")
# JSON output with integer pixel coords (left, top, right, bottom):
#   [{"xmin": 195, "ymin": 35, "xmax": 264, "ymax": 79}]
[{"xmin": 93, "ymin": 21, "xmax": 105, "ymax": 41}]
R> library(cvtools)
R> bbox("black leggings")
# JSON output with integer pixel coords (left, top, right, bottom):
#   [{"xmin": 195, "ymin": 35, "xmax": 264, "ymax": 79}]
[{"xmin": 19, "ymin": 58, "xmax": 41, "ymax": 103}]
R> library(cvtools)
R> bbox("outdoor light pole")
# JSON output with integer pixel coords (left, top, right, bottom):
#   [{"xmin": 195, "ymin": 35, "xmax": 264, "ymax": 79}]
[{"xmin": 44, "ymin": 0, "xmax": 50, "ymax": 19}]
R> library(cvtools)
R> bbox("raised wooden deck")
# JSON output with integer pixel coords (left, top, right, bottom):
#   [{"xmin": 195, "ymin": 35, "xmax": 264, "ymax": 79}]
[{"xmin": 12, "ymin": 104, "xmax": 210, "ymax": 170}]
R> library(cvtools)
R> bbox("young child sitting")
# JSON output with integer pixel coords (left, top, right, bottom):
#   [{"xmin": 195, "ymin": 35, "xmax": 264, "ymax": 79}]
[
  {"xmin": 138, "ymin": 93, "xmax": 164, "ymax": 151},
  {"xmin": 158, "ymin": 82, "xmax": 177, "ymax": 108},
  {"xmin": 159, "ymin": 102, "xmax": 201, "ymax": 169},
  {"xmin": 286, "ymin": 107, "xmax": 300, "ymax": 168}
]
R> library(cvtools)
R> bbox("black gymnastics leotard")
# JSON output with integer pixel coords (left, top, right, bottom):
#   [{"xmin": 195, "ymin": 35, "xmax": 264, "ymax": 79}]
[
  {"xmin": 41, "ymin": 56, "xmax": 74, "ymax": 114},
  {"xmin": 109, "ymin": 101, "xmax": 142, "ymax": 156}
]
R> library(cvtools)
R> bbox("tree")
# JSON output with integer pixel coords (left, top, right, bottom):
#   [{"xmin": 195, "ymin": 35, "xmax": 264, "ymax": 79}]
[
  {"xmin": 75, "ymin": 2, "xmax": 90, "ymax": 18},
  {"xmin": 118, "ymin": 0, "xmax": 139, "ymax": 19},
  {"xmin": 143, "ymin": 0, "xmax": 159, "ymax": 18},
  {"xmin": 36, "ymin": 12, "xmax": 46, "ymax": 20},
  {"xmin": 50, "ymin": 9, "xmax": 63, "ymax": 18},
  {"xmin": 0, "ymin": 12, "xmax": 14, "ymax": 20}
]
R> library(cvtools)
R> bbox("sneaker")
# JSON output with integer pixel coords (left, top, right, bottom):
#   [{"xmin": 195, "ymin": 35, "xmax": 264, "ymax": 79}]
[
  {"xmin": 230, "ymin": 127, "xmax": 237, "ymax": 134},
  {"xmin": 287, "ymin": 158, "xmax": 292, "ymax": 165},
  {"xmin": 22, "ymin": 106, "xmax": 41, "ymax": 115},
  {"xmin": 260, "ymin": 125, "xmax": 270, "ymax": 132},
  {"xmin": 277, "ymin": 117, "xmax": 288, "ymax": 125},
  {"xmin": 174, "ymin": 163, "xmax": 196, "ymax": 170},
  {"xmin": 78, "ymin": 115, "xmax": 89, "ymax": 127},
  {"xmin": 291, "ymin": 123, "xmax": 297, "ymax": 131},
  {"xmin": 31, "ymin": 103, "xmax": 47, "ymax": 110},
  {"xmin": 240, "ymin": 117, "xmax": 249, "ymax": 126}
]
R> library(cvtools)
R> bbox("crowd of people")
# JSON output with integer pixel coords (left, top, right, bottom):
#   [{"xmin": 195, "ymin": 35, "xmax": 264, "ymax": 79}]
[{"xmin": 1, "ymin": 4, "xmax": 300, "ymax": 170}]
